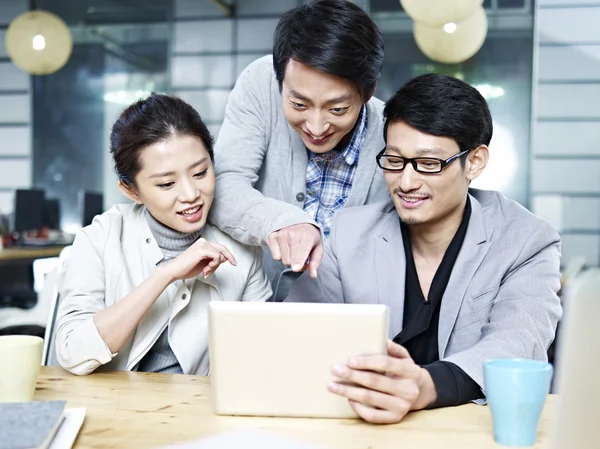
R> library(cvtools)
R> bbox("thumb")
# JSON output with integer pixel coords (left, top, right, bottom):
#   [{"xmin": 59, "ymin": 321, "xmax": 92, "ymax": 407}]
[{"xmin": 387, "ymin": 340, "xmax": 411, "ymax": 359}]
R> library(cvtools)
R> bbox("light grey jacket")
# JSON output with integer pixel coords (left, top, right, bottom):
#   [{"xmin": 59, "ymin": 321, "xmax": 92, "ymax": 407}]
[
  {"xmin": 210, "ymin": 55, "xmax": 389, "ymax": 247},
  {"xmin": 55, "ymin": 204, "xmax": 271, "ymax": 376},
  {"xmin": 286, "ymin": 189, "xmax": 563, "ymax": 391}
]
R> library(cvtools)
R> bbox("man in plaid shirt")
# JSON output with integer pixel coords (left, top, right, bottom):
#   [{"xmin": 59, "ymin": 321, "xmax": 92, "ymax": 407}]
[
  {"xmin": 211, "ymin": 0, "xmax": 389, "ymax": 300},
  {"xmin": 304, "ymin": 107, "xmax": 368, "ymax": 239}
]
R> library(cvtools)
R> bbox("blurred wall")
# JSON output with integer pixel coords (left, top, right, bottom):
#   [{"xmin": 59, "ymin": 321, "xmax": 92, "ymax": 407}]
[
  {"xmin": 0, "ymin": 0, "xmax": 30, "ymax": 214},
  {"xmin": 169, "ymin": 0, "xmax": 300, "ymax": 138},
  {"xmin": 531, "ymin": 0, "xmax": 600, "ymax": 266}
]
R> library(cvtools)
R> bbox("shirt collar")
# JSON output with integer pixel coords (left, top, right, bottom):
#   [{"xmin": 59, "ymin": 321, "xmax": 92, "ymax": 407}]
[{"xmin": 341, "ymin": 104, "xmax": 367, "ymax": 166}]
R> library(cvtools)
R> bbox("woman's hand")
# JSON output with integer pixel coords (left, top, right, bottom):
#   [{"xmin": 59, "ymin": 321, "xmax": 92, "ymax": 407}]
[{"xmin": 163, "ymin": 238, "xmax": 238, "ymax": 282}]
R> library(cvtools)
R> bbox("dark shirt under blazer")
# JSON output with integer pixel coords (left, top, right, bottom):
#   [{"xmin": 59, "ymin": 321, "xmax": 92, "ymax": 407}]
[{"xmin": 398, "ymin": 198, "xmax": 483, "ymax": 407}]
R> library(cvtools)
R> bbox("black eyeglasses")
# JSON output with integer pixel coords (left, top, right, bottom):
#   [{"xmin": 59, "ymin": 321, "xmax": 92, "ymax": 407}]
[{"xmin": 375, "ymin": 148, "xmax": 472, "ymax": 174}]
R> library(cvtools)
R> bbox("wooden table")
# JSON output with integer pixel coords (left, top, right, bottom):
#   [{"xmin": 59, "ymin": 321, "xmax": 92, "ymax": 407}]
[
  {"xmin": 0, "ymin": 245, "xmax": 64, "ymax": 262},
  {"xmin": 34, "ymin": 366, "xmax": 556, "ymax": 449}
]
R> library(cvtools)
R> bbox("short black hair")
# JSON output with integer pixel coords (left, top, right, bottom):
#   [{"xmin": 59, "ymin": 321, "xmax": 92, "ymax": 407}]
[
  {"xmin": 110, "ymin": 93, "xmax": 214, "ymax": 186},
  {"xmin": 383, "ymin": 74, "xmax": 493, "ymax": 154},
  {"xmin": 273, "ymin": 0, "xmax": 384, "ymax": 102}
]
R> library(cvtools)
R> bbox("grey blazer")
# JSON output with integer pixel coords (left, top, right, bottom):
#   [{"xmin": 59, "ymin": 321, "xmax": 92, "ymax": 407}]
[
  {"xmin": 286, "ymin": 189, "xmax": 563, "ymax": 391},
  {"xmin": 210, "ymin": 55, "xmax": 389, "ymax": 247}
]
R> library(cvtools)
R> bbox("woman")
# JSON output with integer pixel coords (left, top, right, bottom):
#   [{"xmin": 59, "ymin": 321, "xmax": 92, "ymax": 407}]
[{"xmin": 55, "ymin": 94, "xmax": 271, "ymax": 376}]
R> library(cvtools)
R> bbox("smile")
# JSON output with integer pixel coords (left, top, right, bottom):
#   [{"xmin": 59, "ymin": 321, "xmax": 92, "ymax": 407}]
[
  {"xmin": 398, "ymin": 194, "xmax": 429, "ymax": 209},
  {"xmin": 177, "ymin": 205, "xmax": 201, "ymax": 215},
  {"xmin": 303, "ymin": 129, "xmax": 333, "ymax": 144},
  {"xmin": 401, "ymin": 196, "xmax": 426, "ymax": 203}
]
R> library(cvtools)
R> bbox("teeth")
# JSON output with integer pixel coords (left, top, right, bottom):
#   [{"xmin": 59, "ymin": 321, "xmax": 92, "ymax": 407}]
[
  {"xmin": 180, "ymin": 206, "xmax": 199, "ymax": 215},
  {"xmin": 401, "ymin": 197, "xmax": 424, "ymax": 203},
  {"xmin": 310, "ymin": 134, "xmax": 325, "ymax": 141}
]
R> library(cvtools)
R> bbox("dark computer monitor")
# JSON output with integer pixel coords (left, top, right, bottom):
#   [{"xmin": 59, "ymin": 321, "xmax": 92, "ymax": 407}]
[
  {"xmin": 11, "ymin": 189, "xmax": 45, "ymax": 233},
  {"xmin": 43, "ymin": 198, "xmax": 60, "ymax": 230},
  {"xmin": 79, "ymin": 191, "xmax": 104, "ymax": 227}
]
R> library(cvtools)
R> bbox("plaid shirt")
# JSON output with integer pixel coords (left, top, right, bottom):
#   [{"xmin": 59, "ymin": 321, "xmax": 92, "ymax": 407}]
[{"xmin": 304, "ymin": 106, "xmax": 368, "ymax": 238}]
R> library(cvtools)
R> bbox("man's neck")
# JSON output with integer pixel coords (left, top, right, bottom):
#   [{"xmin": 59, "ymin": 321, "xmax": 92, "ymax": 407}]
[{"xmin": 409, "ymin": 201, "xmax": 467, "ymax": 262}]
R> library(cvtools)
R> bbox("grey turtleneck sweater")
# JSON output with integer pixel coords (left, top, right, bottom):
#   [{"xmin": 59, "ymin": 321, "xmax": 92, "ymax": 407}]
[{"xmin": 136, "ymin": 207, "xmax": 202, "ymax": 375}]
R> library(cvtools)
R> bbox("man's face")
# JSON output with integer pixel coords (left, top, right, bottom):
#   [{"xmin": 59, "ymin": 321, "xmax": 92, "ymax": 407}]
[
  {"xmin": 383, "ymin": 121, "xmax": 487, "ymax": 227},
  {"xmin": 281, "ymin": 59, "xmax": 366, "ymax": 154}
]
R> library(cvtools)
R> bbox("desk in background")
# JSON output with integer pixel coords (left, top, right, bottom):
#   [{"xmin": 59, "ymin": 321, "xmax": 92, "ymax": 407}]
[
  {"xmin": 0, "ymin": 245, "xmax": 65, "ymax": 263},
  {"xmin": 34, "ymin": 366, "xmax": 556, "ymax": 449}
]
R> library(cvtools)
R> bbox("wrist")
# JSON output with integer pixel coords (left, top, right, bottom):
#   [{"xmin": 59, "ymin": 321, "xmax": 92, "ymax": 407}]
[
  {"xmin": 154, "ymin": 264, "xmax": 176, "ymax": 286},
  {"xmin": 412, "ymin": 367, "xmax": 438, "ymax": 410}
]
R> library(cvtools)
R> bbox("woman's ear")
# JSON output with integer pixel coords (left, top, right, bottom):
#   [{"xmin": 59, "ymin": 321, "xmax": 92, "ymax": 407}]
[
  {"xmin": 465, "ymin": 145, "xmax": 489, "ymax": 182},
  {"xmin": 118, "ymin": 180, "xmax": 142, "ymax": 204}
]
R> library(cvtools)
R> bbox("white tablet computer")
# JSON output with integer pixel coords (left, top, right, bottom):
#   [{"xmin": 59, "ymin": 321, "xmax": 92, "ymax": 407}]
[{"xmin": 208, "ymin": 301, "xmax": 389, "ymax": 419}]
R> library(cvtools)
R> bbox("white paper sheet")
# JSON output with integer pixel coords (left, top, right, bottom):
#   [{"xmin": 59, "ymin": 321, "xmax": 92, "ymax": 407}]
[{"xmin": 49, "ymin": 408, "xmax": 86, "ymax": 449}]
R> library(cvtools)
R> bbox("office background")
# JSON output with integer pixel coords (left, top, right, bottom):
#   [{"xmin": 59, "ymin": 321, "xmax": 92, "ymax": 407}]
[{"xmin": 0, "ymin": 0, "xmax": 599, "ymax": 265}]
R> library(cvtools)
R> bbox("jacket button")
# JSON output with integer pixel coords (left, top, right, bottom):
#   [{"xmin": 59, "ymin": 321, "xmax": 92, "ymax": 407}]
[
  {"xmin": 181, "ymin": 294, "xmax": 187, "ymax": 300},
  {"xmin": 145, "ymin": 238, "xmax": 151, "ymax": 244},
  {"xmin": 296, "ymin": 192, "xmax": 305, "ymax": 202}
]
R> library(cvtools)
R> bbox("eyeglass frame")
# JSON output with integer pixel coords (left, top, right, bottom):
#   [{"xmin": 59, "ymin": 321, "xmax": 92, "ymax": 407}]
[{"xmin": 375, "ymin": 147, "xmax": 473, "ymax": 174}]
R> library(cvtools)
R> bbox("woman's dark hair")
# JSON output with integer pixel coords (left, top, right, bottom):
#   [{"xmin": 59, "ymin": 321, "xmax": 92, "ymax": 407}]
[
  {"xmin": 383, "ymin": 74, "xmax": 493, "ymax": 158},
  {"xmin": 110, "ymin": 93, "xmax": 214, "ymax": 186},
  {"xmin": 273, "ymin": 0, "xmax": 384, "ymax": 102}
]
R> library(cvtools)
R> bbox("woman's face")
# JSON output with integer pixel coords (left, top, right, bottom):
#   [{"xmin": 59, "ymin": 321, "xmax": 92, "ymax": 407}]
[{"xmin": 120, "ymin": 134, "xmax": 215, "ymax": 234}]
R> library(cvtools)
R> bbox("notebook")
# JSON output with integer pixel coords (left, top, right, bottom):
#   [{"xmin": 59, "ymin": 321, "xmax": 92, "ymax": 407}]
[{"xmin": 0, "ymin": 400, "xmax": 67, "ymax": 449}]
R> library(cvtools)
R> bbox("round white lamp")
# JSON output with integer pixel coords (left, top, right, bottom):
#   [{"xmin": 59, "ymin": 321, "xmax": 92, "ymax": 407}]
[
  {"xmin": 4, "ymin": 10, "xmax": 72, "ymax": 75},
  {"xmin": 413, "ymin": 6, "xmax": 488, "ymax": 64},
  {"xmin": 401, "ymin": 0, "xmax": 484, "ymax": 26}
]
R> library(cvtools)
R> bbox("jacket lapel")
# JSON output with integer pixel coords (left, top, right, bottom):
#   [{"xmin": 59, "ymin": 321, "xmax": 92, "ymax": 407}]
[
  {"xmin": 374, "ymin": 208, "xmax": 407, "ymax": 337},
  {"xmin": 124, "ymin": 207, "xmax": 170, "ymax": 370},
  {"xmin": 438, "ymin": 194, "xmax": 493, "ymax": 356},
  {"xmin": 348, "ymin": 101, "xmax": 381, "ymax": 207},
  {"xmin": 289, "ymin": 123, "xmax": 309, "ymax": 201}
]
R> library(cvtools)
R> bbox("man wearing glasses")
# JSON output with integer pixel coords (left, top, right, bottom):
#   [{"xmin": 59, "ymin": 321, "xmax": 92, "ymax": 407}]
[{"xmin": 286, "ymin": 74, "xmax": 562, "ymax": 423}]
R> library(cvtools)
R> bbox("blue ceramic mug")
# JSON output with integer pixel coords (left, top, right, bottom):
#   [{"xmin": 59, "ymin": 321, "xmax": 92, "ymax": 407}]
[{"xmin": 483, "ymin": 359, "xmax": 553, "ymax": 447}]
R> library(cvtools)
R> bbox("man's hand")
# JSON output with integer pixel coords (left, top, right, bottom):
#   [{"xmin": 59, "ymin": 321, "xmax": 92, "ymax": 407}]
[
  {"xmin": 327, "ymin": 341, "xmax": 438, "ymax": 424},
  {"xmin": 268, "ymin": 223, "xmax": 323, "ymax": 278}
]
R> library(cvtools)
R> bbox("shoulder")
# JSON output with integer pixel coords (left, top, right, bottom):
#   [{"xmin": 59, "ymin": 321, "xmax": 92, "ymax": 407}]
[
  {"xmin": 330, "ymin": 201, "xmax": 396, "ymax": 242},
  {"xmin": 238, "ymin": 54, "xmax": 273, "ymax": 76},
  {"xmin": 472, "ymin": 189, "xmax": 560, "ymax": 242},
  {"xmin": 77, "ymin": 203, "xmax": 139, "ymax": 255},
  {"xmin": 367, "ymin": 95, "xmax": 385, "ymax": 114},
  {"xmin": 362, "ymin": 96, "xmax": 386, "ymax": 154},
  {"xmin": 365, "ymin": 96, "xmax": 385, "ymax": 128},
  {"xmin": 235, "ymin": 55, "xmax": 276, "ymax": 91}
]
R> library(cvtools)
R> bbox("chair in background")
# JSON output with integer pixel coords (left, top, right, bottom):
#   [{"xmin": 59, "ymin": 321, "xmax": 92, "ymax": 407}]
[
  {"xmin": 42, "ymin": 245, "xmax": 72, "ymax": 366},
  {"xmin": 0, "ymin": 257, "xmax": 59, "ymax": 337}
]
